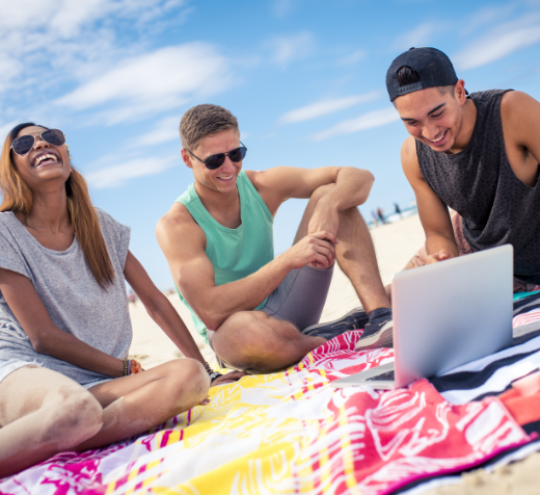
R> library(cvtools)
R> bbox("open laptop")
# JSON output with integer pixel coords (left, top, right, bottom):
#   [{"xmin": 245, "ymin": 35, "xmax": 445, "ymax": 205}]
[{"xmin": 332, "ymin": 245, "xmax": 514, "ymax": 390}]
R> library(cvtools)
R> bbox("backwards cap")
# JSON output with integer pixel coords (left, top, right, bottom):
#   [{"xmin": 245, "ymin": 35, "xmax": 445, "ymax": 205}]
[{"xmin": 386, "ymin": 47, "xmax": 458, "ymax": 102}]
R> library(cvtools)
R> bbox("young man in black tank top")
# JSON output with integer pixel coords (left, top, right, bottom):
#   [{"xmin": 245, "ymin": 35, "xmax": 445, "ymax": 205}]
[{"xmin": 386, "ymin": 47, "xmax": 540, "ymax": 292}]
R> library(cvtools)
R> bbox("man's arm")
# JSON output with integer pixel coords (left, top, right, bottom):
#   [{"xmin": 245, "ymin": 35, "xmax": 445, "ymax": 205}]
[
  {"xmin": 247, "ymin": 166, "xmax": 374, "ymax": 238},
  {"xmin": 156, "ymin": 205, "xmax": 336, "ymax": 330},
  {"xmin": 501, "ymin": 91, "xmax": 540, "ymax": 185},
  {"xmin": 401, "ymin": 136, "xmax": 458, "ymax": 263}
]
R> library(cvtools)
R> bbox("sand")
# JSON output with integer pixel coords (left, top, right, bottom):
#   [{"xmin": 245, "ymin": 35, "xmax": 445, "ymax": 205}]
[{"xmin": 128, "ymin": 213, "xmax": 539, "ymax": 494}]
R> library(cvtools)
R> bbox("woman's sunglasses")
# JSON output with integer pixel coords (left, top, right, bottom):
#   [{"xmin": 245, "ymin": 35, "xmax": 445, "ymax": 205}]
[
  {"xmin": 11, "ymin": 129, "xmax": 66, "ymax": 156},
  {"xmin": 186, "ymin": 142, "xmax": 247, "ymax": 170}
]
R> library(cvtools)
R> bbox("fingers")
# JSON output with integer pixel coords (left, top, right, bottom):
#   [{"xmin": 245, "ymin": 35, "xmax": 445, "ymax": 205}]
[{"xmin": 310, "ymin": 231, "xmax": 339, "ymax": 244}]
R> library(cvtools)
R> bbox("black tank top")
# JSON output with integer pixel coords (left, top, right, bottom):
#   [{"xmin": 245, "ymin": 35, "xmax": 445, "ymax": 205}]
[{"xmin": 416, "ymin": 90, "xmax": 540, "ymax": 284}]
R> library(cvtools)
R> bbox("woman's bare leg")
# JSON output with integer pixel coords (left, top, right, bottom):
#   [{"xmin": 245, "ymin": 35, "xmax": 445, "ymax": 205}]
[
  {"xmin": 0, "ymin": 366, "xmax": 103, "ymax": 478},
  {"xmin": 77, "ymin": 359, "xmax": 209, "ymax": 451}
]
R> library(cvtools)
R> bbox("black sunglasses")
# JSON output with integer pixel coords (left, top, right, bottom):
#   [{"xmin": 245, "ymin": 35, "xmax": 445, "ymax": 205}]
[
  {"xmin": 186, "ymin": 142, "xmax": 247, "ymax": 170},
  {"xmin": 11, "ymin": 129, "xmax": 66, "ymax": 156}
]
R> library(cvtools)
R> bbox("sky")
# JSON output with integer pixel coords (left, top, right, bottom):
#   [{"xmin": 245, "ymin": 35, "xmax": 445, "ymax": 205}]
[{"xmin": 1, "ymin": 0, "xmax": 540, "ymax": 289}]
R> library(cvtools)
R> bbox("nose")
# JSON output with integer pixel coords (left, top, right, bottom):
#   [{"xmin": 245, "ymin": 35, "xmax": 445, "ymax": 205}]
[
  {"xmin": 33, "ymin": 135, "xmax": 50, "ymax": 150},
  {"xmin": 219, "ymin": 155, "xmax": 236, "ymax": 172},
  {"xmin": 422, "ymin": 123, "xmax": 442, "ymax": 142}
]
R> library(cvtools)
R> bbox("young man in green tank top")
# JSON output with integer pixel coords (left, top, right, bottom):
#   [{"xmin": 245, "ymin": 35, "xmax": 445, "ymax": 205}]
[
  {"xmin": 157, "ymin": 104, "xmax": 393, "ymax": 373},
  {"xmin": 386, "ymin": 47, "xmax": 540, "ymax": 293}
]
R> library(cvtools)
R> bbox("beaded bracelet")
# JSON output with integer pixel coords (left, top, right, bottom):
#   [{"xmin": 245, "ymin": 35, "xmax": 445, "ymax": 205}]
[{"xmin": 123, "ymin": 359, "xmax": 143, "ymax": 376}]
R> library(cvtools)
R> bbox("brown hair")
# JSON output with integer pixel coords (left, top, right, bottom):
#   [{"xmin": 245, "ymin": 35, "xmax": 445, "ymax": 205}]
[
  {"xmin": 179, "ymin": 104, "xmax": 239, "ymax": 150},
  {"xmin": 0, "ymin": 123, "xmax": 115, "ymax": 289}
]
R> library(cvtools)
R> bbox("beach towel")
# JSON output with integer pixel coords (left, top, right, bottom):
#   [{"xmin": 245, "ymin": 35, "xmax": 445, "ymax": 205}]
[{"xmin": 2, "ymin": 295, "xmax": 540, "ymax": 495}]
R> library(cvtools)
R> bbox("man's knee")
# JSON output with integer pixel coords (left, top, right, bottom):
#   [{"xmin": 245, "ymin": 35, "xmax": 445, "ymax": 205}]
[{"xmin": 212, "ymin": 311, "xmax": 302, "ymax": 369}]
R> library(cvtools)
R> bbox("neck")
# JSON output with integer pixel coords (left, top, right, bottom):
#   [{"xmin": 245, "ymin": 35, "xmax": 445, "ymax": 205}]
[
  {"xmin": 193, "ymin": 179, "xmax": 239, "ymax": 212},
  {"xmin": 448, "ymin": 99, "xmax": 477, "ymax": 154},
  {"xmin": 24, "ymin": 183, "xmax": 70, "ymax": 233}
]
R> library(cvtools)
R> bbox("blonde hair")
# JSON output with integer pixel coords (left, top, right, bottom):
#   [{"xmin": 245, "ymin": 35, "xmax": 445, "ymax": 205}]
[{"xmin": 0, "ymin": 123, "xmax": 115, "ymax": 289}]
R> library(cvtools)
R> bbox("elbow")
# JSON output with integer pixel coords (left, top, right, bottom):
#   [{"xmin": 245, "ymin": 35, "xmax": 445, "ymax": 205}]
[
  {"xmin": 30, "ymin": 333, "xmax": 50, "ymax": 355},
  {"xmin": 198, "ymin": 308, "xmax": 227, "ymax": 331}
]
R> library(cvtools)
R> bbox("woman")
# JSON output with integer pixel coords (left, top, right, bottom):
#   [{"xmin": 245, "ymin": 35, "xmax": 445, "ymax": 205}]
[{"xmin": 0, "ymin": 123, "xmax": 241, "ymax": 478}]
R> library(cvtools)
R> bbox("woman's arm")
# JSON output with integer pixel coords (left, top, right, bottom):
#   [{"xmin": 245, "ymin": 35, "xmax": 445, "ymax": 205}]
[
  {"xmin": 0, "ymin": 267, "xmax": 125, "ymax": 377},
  {"xmin": 123, "ymin": 251, "xmax": 206, "ymax": 363}
]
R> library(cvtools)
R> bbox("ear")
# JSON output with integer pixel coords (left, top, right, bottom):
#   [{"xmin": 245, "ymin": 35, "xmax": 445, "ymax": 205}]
[
  {"xmin": 181, "ymin": 149, "xmax": 193, "ymax": 169},
  {"xmin": 454, "ymin": 80, "xmax": 467, "ymax": 105}
]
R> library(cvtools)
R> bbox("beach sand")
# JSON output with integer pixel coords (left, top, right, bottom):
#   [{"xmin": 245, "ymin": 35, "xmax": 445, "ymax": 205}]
[{"xmin": 128, "ymin": 213, "xmax": 538, "ymax": 494}]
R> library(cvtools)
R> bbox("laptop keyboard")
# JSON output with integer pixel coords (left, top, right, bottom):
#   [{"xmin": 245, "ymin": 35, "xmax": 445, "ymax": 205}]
[{"xmin": 366, "ymin": 370, "xmax": 395, "ymax": 381}]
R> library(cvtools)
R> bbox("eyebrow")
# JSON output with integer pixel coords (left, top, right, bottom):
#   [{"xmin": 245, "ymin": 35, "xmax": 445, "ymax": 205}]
[{"xmin": 401, "ymin": 103, "xmax": 446, "ymax": 122}]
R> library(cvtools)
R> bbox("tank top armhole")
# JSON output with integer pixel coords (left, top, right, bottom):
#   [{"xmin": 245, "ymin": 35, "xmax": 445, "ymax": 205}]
[{"xmin": 239, "ymin": 171, "xmax": 274, "ymax": 223}]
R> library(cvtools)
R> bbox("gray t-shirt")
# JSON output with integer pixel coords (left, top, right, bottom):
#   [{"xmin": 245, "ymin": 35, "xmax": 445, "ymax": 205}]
[{"xmin": 0, "ymin": 208, "xmax": 132, "ymax": 386}]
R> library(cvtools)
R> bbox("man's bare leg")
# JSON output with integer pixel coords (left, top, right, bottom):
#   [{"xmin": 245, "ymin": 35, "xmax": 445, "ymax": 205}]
[
  {"xmin": 294, "ymin": 184, "xmax": 390, "ymax": 312},
  {"xmin": 212, "ymin": 311, "xmax": 326, "ymax": 373},
  {"xmin": 212, "ymin": 185, "xmax": 391, "ymax": 372}
]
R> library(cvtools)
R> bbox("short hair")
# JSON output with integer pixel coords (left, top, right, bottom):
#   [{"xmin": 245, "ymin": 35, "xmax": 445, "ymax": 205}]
[
  {"xmin": 396, "ymin": 66, "xmax": 455, "ymax": 97},
  {"xmin": 179, "ymin": 104, "xmax": 239, "ymax": 150}
]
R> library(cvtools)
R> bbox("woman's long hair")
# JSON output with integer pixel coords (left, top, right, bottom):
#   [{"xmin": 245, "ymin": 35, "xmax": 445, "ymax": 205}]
[{"xmin": 0, "ymin": 123, "xmax": 115, "ymax": 289}]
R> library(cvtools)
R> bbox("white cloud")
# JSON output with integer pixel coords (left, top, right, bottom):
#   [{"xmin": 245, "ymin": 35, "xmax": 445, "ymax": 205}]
[
  {"xmin": 336, "ymin": 49, "xmax": 367, "ymax": 66},
  {"xmin": 55, "ymin": 43, "xmax": 234, "ymax": 124},
  {"xmin": 279, "ymin": 91, "xmax": 381, "ymax": 124},
  {"xmin": 453, "ymin": 16, "xmax": 540, "ymax": 70},
  {"xmin": 265, "ymin": 32, "xmax": 314, "ymax": 68},
  {"xmin": 85, "ymin": 155, "xmax": 177, "ymax": 188},
  {"xmin": 392, "ymin": 22, "xmax": 438, "ymax": 51},
  {"xmin": 311, "ymin": 108, "xmax": 399, "ymax": 141},
  {"xmin": 134, "ymin": 117, "xmax": 181, "ymax": 147}
]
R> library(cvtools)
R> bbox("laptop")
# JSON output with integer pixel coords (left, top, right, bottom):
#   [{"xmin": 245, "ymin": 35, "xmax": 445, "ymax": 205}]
[{"xmin": 331, "ymin": 245, "xmax": 514, "ymax": 390}]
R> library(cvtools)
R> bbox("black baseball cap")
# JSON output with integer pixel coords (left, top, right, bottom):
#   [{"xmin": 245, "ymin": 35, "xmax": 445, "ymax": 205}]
[{"xmin": 386, "ymin": 47, "xmax": 458, "ymax": 102}]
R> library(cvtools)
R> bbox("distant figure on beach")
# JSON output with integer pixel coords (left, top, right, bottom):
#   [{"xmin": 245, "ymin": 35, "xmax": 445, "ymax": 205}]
[
  {"xmin": 157, "ymin": 104, "xmax": 392, "ymax": 373},
  {"xmin": 128, "ymin": 289, "xmax": 137, "ymax": 305},
  {"xmin": 0, "ymin": 124, "xmax": 239, "ymax": 477},
  {"xmin": 376, "ymin": 207, "xmax": 386, "ymax": 224},
  {"xmin": 371, "ymin": 211, "xmax": 379, "ymax": 228},
  {"xmin": 386, "ymin": 47, "xmax": 540, "ymax": 293},
  {"xmin": 394, "ymin": 202, "xmax": 402, "ymax": 219}
]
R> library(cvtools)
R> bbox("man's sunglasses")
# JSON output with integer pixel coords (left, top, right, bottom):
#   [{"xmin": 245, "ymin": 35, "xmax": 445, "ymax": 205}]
[
  {"xmin": 11, "ymin": 129, "xmax": 66, "ymax": 156},
  {"xmin": 186, "ymin": 142, "xmax": 247, "ymax": 170}
]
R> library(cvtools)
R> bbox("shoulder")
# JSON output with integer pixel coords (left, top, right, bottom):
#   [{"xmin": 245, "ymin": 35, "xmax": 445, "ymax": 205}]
[
  {"xmin": 401, "ymin": 136, "xmax": 419, "ymax": 168},
  {"xmin": 94, "ymin": 208, "xmax": 130, "ymax": 236},
  {"xmin": 500, "ymin": 90, "xmax": 539, "ymax": 120},
  {"xmin": 156, "ymin": 202, "xmax": 205, "ymax": 250}
]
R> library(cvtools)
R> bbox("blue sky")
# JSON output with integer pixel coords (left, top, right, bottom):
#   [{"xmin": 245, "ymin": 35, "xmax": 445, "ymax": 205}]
[{"xmin": 1, "ymin": 0, "xmax": 540, "ymax": 289}]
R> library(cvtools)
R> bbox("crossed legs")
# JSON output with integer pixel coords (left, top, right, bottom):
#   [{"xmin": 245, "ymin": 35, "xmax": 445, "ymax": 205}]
[
  {"xmin": 0, "ymin": 359, "xmax": 209, "ymax": 477},
  {"xmin": 212, "ymin": 184, "xmax": 389, "ymax": 372}
]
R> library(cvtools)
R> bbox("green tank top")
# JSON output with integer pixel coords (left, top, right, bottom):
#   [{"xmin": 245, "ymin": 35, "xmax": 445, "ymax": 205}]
[{"xmin": 175, "ymin": 171, "xmax": 274, "ymax": 341}]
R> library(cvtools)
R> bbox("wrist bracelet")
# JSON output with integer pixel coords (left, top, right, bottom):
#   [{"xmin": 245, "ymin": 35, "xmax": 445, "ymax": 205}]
[
  {"xmin": 123, "ymin": 358, "xmax": 142, "ymax": 376},
  {"xmin": 209, "ymin": 371, "xmax": 222, "ymax": 382}
]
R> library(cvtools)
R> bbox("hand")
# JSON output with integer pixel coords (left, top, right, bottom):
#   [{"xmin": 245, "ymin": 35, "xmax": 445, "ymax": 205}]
[
  {"xmin": 425, "ymin": 249, "xmax": 454, "ymax": 264},
  {"xmin": 210, "ymin": 370, "xmax": 246, "ymax": 387},
  {"xmin": 282, "ymin": 231, "xmax": 338, "ymax": 270},
  {"xmin": 308, "ymin": 201, "xmax": 340, "ymax": 240}
]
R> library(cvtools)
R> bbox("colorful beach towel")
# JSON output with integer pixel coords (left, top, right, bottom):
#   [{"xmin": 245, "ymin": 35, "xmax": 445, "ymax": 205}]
[{"xmin": 2, "ymin": 296, "xmax": 540, "ymax": 495}]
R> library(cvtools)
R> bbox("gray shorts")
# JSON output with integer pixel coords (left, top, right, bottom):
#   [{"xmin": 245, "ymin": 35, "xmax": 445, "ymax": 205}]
[{"xmin": 207, "ymin": 264, "xmax": 334, "ymax": 350}]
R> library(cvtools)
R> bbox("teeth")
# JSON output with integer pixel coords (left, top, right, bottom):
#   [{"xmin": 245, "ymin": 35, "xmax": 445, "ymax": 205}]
[
  {"xmin": 35, "ymin": 154, "xmax": 57, "ymax": 166},
  {"xmin": 431, "ymin": 132, "xmax": 445, "ymax": 143}
]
